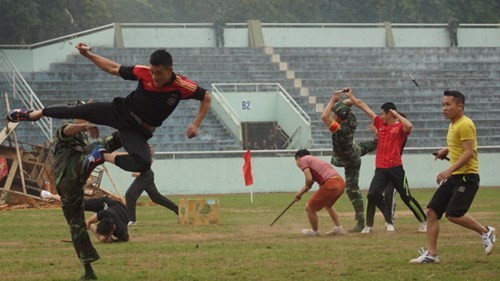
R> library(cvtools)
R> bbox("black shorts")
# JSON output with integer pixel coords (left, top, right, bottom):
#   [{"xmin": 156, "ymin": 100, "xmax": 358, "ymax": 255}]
[{"xmin": 427, "ymin": 174, "xmax": 480, "ymax": 219}]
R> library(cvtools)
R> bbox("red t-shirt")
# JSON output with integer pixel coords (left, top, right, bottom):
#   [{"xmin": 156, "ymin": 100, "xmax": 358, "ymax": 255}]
[
  {"xmin": 298, "ymin": 155, "xmax": 340, "ymax": 185},
  {"xmin": 374, "ymin": 116, "xmax": 409, "ymax": 168},
  {"xmin": 119, "ymin": 65, "xmax": 206, "ymax": 127}
]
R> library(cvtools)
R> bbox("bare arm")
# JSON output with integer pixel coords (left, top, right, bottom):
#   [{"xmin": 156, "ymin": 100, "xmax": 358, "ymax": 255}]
[
  {"xmin": 321, "ymin": 92, "xmax": 342, "ymax": 127},
  {"xmin": 63, "ymin": 123, "xmax": 99, "ymax": 139},
  {"xmin": 295, "ymin": 168, "xmax": 314, "ymax": 201},
  {"xmin": 76, "ymin": 43, "xmax": 121, "ymax": 76},
  {"xmin": 436, "ymin": 140, "xmax": 474, "ymax": 184},
  {"xmin": 86, "ymin": 214, "xmax": 113, "ymax": 243},
  {"xmin": 434, "ymin": 147, "xmax": 449, "ymax": 160},
  {"xmin": 186, "ymin": 91, "xmax": 212, "ymax": 138},
  {"xmin": 345, "ymin": 89, "xmax": 377, "ymax": 121},
  {"xmin": 390, "ymin": 109, "xmax": 413, "ymax": 134},
  {"xmin": 341, "ymin": 98, "xmax": 354, "ymax": 107},
  {"xmin": 85, "ymin": 213, "xmax": 99, "ymax": 229}
]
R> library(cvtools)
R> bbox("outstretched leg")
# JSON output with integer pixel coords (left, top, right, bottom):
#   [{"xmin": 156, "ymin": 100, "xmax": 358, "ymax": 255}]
[
  {"xmin": 390, "ymin": 167, "xmax": 426, "ymax": 223},
  {"xmin": 125, "ymin": 174, "xmax": 146, "ymax": 223}
]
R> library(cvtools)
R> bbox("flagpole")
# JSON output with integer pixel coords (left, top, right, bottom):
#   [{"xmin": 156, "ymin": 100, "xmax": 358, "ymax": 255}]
[{"xmin": 250, "ymin": 186, "xmax": 253, "ymax": 204}]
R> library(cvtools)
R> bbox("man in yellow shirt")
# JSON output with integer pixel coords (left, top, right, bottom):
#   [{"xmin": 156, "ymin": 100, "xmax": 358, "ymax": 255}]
[{"xmin": 411, "ymin": 90, "xmax": 495, "ymax": 264}]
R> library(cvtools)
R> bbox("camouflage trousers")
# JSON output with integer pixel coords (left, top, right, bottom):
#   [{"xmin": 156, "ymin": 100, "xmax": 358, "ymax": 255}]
[
  {"xmin": 57, "ymin": 176, "xmax": 100, "ymax": 264},
  {"xmin": 332, "ymin": 140, "xmax": 377, "ymax": 222}
]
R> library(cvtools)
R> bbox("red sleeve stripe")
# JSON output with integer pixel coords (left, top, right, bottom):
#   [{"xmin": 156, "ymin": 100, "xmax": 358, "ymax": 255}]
[
  {"xmin": 132, "ymin": 65, "xmax": 149, "ymax": 76},
  {"xmin": 175, "ymin": 76, "xmax": 197, "ymax": 92},
  {"xmin": 329, "ymin": 121, "xmax": 340, "ymax": 133}
]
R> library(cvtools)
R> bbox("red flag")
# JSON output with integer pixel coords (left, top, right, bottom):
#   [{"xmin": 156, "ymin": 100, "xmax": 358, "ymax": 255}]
[{"xmin": 243, "ymin": 150, "xmax": 253, "ymax": 186}]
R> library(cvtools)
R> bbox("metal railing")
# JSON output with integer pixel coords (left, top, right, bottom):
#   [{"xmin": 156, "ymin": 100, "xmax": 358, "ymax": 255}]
[
  {"xmin": 281, "ymin": 126, "xmax": 303, "ymax": 149},
  {"xmin": 210, "ymin": 84, "xmax": 243, "ymax": 142},
  {"xmin": 156, "ymin": 145, "xmax": 500, "ymax": 159},
  {"xmin": 0, "ymin": 50, "xmax": 52, "ymax": 139}
]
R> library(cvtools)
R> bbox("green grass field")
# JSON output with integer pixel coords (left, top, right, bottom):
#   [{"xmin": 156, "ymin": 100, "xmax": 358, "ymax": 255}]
[{"xmin": 0, "ymin": 188, "xmax": 499, "ymax": 281}]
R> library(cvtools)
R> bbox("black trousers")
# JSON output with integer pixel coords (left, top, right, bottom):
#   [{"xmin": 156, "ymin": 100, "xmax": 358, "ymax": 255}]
[
  {"xmin": 366, "ymin": 166, "xmax": 426, "ymax": 227},
  {"xmin": 43, "ymin": 102, "xmax": 152, "ymax": 172},
  {"xmin": 125, "ymin": 169, "xmax": 178, "ymax": 222}
]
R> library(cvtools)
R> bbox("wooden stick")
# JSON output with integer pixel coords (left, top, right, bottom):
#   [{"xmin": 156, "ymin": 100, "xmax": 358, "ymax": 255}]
[
  {"xmin": 270, "ymin": 199, "xmax": 296, "ymax": 226},
  {"xmin": 4, "ymin": 93, "xmax": 27, "ymax": 194},
  {"xmin": 102, "ymin": 164, "xmax": 124, "ymax": 202}
]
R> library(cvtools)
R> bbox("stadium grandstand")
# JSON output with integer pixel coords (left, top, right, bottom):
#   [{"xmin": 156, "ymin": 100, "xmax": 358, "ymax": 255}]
[{"xmin": 1, "ymin": 22, "xmax": 499, "ymax": 193}]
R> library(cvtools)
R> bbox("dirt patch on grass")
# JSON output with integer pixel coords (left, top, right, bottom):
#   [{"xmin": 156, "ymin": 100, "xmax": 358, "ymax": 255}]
[
  {"xmin": 0, "ymin": 241, "xmax": 22, "ymax": 246},
  {"xmin": 0, "ymin": 192, "xmax": 59, "ymax": 210},
  {"xmin": 0, "ymin": 188, "xmax": 123, "ymax": 211}
]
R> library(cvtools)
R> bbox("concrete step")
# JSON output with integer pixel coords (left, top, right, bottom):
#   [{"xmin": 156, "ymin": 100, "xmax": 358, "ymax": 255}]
[
  {"xmin": 286, "ymin": 61, "xmax": 500, "ymax": 71},
  {"xmin": 293, "ymin": 70, "xmax": 500, "ymax": 80},
  {"xmin": 274, "ymin": 47, "xmax": 500, "ymax": 56}
]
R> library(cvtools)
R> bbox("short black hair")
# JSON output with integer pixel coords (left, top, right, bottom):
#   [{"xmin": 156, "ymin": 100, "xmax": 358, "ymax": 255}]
[
  {"xmin": 150, "ymin": 49, "xmax": 173, "ymax": 67},
  {"xmin": 96, "ymin": 217, "xmax": 114, "ymax": 236},
  {"xmin": 444, "ymin": 90, "xmax": 465, "ymax": 106},
  {"xmin": 380, "ymin": 102, "xmax": 397, "ymax": 114},
  {"xmin": 295, "ymin": 149, "xmax": 311, "ymax": 160}
]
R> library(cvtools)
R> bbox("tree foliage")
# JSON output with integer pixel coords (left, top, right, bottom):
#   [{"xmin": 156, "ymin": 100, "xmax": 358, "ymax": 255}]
[{"xmin": 0, "ymin": 0, "xmax": 498, "ymax": 44}]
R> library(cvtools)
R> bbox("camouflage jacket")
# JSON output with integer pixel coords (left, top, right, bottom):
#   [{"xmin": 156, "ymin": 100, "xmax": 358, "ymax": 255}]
[
  {"xmin": 448, "ymin": 17, "xmax": 459, "ymax": 31},
  {"xmin": 331, "ymin": 111, "xmax": 360, "ymax": 162},
  {"xmin": 52, "ymin": 121, "xmax": 89, "ymax": 185},
  {"xmin": 52, "ymin": 122, "xmax": 122, "ymax": 185}
]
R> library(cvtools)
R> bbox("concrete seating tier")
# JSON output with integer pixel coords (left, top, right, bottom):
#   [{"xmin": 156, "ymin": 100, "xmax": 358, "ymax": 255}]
[
  {"xmin": 286, "ymin": 61, "xmax": 500, "ymax": 71},
  {"xmin": 275, "ymin": 47, "xmax": 500, "ymax": 149},
  {"xmin": 5, "ymin": 47, "xmax": 292, "ymax": 151},
  {"xmin": 3, "ymin": 47, "xmax": 499, "ymax": 151}
]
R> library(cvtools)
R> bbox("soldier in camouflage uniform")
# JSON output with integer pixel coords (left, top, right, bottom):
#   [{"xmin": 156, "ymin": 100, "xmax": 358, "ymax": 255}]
[
  {"xmin": 447, "ymin": 14, "xmax": 459, "ymax": 47},
  {"xmin": 321, "ymin": 89, "xmax": 377, "ymax": 232},
  {"xmin": 52, "ymin": 103, "xmax": 121, "ymax": 280}
]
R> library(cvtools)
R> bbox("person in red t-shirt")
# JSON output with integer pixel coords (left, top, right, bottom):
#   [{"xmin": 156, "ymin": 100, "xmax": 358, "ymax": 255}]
[
  {"xmin": 294, "ymin": 149, "xmax": 346, "ymax": 237},
  {"xmin": 346, "ymin": 89, "xmax": 426, "ymax": 234}
]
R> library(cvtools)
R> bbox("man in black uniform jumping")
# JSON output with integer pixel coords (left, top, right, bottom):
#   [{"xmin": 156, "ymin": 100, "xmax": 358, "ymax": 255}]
[{"xmin": 7, "ymin": 42, "xmax": 212, "ymax": 178}]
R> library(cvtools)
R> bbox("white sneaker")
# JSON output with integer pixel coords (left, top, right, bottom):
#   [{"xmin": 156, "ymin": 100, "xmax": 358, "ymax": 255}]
[
  {"xmin": 481, "ymin": 226, "xmax": 496, "ymax": 255},
  {"xmin": 40, "ymin": 190, "xmax": 52, "ymax": 199},
  {"xmin": 128, "ymin": 221, "xmax": 137, "ymax": 226},
  {"xmin": 301, "ymin": 229, "xmax": 320, "ymax": 237},
  {"xmin": 361, "ymin": 226, "xmax": 373, "ymax": 234},
  {"xmin": 418, "ymin": 222, "xmax": 427, "ymax": 233},
  {"xmin": 385, "ymin": 223, "xmax": 395, "ymax": 232},
  {"xmin": 326, "ymin": 226, "xmax": 345, "ymax": 236},
  {"xmin": 410, "ymin": 247, "xmax": 440, "ymax": 264}
]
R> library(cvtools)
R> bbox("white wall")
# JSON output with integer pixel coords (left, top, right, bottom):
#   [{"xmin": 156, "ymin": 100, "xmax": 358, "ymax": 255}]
[
  {"xmin": 122, "ymin": 27, "xmax": 215, "ymax": 48},
  {"xmin": 224, "ymin": 92, "xmax": 278, "ymax": 122},
  {"xmin": 31, "ymin": 28, "xmax": 115, "ymax": 72},
  {"xmin": 100, "ymin": 152, "xmax": 499, "ymax": 196},
  {"xmin": 263, "ymin": 27, "xmax": 386, "ymax": 47},
  {"xmin": 2, "ymin": 24, "xmax": 499, "ymax": 72}
]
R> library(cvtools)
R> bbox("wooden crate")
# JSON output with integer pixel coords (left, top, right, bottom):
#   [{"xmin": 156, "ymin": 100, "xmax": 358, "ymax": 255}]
[{"xmin": 178, "ymin": 198, "xmax": 220, "ymax": 226}]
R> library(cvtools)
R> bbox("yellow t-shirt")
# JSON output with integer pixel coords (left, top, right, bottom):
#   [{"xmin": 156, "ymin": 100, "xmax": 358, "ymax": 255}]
[{"xmin": 447, "ymin": 115, "xmax": 479, "ymax": 174}]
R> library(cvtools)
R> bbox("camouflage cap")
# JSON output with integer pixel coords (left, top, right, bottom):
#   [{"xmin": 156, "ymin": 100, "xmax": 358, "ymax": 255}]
[
  {"xmin": 333, "ymin": 102, "xmax": 350, "ymax": 119},
  {"xmin": 67, "ymin": 100, "xmax": 86, "ymax": 106}
]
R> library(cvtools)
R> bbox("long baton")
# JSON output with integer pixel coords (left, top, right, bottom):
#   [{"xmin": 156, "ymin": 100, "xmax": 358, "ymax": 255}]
[{"xmin": 270, "ymin": 199, "xmax": 296, "ymax": 227}]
